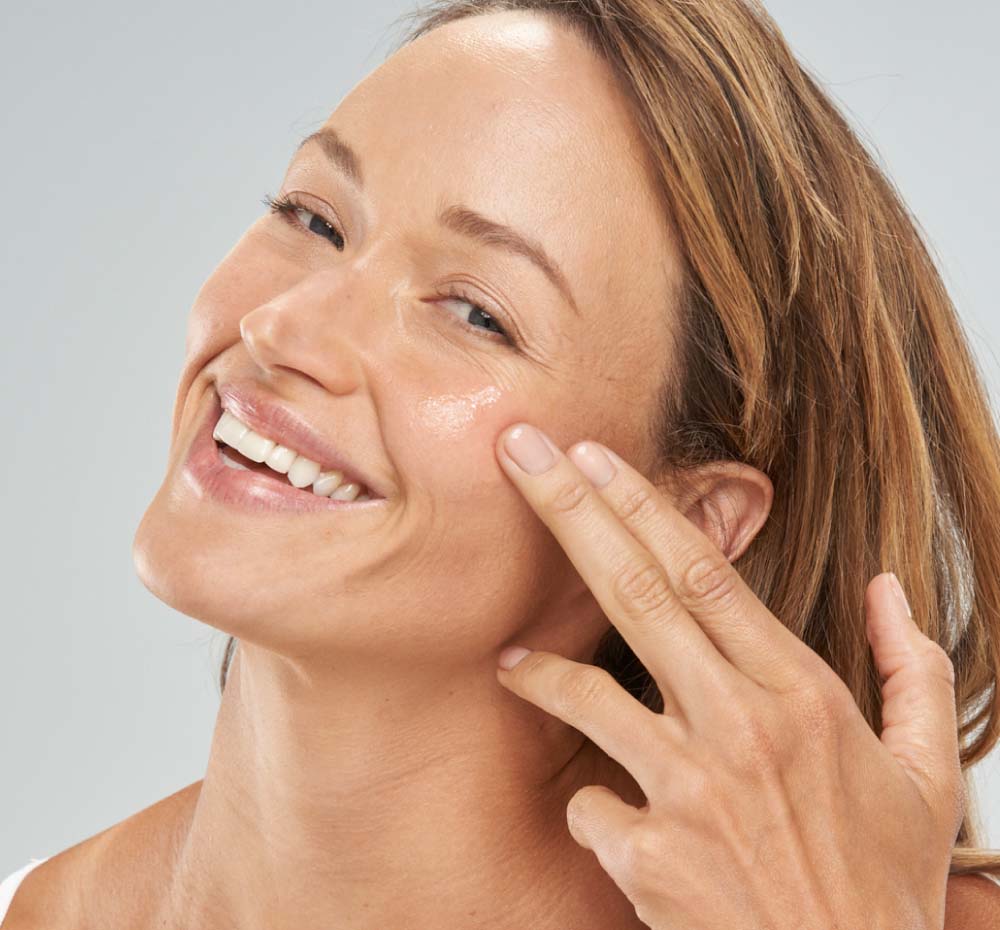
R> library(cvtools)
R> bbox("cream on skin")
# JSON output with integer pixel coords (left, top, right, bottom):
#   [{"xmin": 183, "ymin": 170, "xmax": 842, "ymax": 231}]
[
  {"xmin": 416, "ymin": 384, "xmax": 503, "ymax": 436},
  {"xmin": 119, "ymin": 10, "xmax": 755, "ymax": 930}
]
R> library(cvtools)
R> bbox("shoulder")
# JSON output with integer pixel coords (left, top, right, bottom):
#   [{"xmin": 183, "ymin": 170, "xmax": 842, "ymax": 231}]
[
  {"xmin": 1, "ymin": 780, "xmax": 200, "ymax": 929},
  {"xmin": 945, "ymin": 873, "xmax": 1000, "ymax": 929}
]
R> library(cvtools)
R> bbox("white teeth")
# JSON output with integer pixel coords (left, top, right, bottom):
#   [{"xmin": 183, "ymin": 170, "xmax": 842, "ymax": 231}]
[
  {"xmin": 264, "ymin": 444, "xmax": 297, "ymax": 474},
  {"xmin": 235, "ymin": 430, "xmax": 275, "ymax": 463},
  {"xmin": 214, "ymin": 408, "xmax": 374, "ymax": 500},
  {"xmin": 330, "ymin": 482, "xmax": 361, "ymax": 502},
  {"xmin": 213, "ymin": 410, "xmax": 249, "ymax": 448},
  {"xmin": 286, "ymin": 455, "xmax": 321, "ymax": 488},
  {"xmin": 312, "ymin": 469, "xmax": 345, "ymax": 497}
]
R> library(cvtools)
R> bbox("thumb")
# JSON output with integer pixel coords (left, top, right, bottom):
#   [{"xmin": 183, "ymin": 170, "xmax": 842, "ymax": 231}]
[{"xmin": 866, "ymin": 571, "xmax": 961, "ymax": 807}]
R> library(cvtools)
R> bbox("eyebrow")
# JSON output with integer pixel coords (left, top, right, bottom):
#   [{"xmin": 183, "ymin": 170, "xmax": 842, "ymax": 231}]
[{"xmin": 296, "ymin": 128, "xmax": 581, "ymax": 318}]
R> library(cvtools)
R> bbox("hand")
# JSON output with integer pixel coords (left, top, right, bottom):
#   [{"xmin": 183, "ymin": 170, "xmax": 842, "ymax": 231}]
[{"xmin": 492, "ymin": 423, "xmax": 964, "ymax": 930}]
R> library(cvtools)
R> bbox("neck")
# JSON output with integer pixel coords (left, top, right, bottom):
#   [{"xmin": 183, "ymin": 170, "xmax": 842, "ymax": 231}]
[{"xmin": 152, "ymin": 640, "xmax": 648, "ymax": 930}]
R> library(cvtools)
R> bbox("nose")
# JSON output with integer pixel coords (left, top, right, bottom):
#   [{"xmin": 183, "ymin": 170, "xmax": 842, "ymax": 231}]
[{"xmin": 239, "ymin": 269, "xmax": 367, "ymax": 396}]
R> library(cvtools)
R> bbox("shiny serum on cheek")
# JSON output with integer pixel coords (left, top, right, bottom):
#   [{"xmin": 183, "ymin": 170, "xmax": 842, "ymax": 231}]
[{"xmin": 415, "ymin": 385, "xmax": 503, "ymax": 438}]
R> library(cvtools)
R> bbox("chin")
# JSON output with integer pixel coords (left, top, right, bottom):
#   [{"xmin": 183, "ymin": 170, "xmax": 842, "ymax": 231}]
[
  {"xmin": 130, "ymin": 481, "xmax": 396, "ymax": 664},
  {"xmin": 131, "ymin": 483, "xmax": 296, "ymax": 646},
  {"xmin": 132, "ymin": 485, "xmax": 239, "ymax": 631}
]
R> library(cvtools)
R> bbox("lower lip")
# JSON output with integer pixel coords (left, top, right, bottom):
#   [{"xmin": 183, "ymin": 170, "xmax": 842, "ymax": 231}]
[{"xmin": 181, "ymin": 389, "xmax": 390, "ymax": 515}]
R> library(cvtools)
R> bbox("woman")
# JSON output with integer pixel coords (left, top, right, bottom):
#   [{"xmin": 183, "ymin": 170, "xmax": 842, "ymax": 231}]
[{"xmin": 3, "ymin": 0, "xmax": 1000, "ymax": 927}]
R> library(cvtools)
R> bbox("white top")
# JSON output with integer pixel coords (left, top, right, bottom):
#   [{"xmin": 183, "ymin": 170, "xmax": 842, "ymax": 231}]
[{"xmin": 0, "ymin": 858, "xmax": 49, "ymax": 926}]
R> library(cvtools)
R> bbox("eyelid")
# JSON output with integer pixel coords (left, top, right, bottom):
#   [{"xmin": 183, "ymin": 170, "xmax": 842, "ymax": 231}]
[
  {"xmin": 438, "ymin": 279, "xmax": 523, "ymax": 347},
  {"xmin": 278, "ymin": 189, "xmax": 348, "ymax": 243}
]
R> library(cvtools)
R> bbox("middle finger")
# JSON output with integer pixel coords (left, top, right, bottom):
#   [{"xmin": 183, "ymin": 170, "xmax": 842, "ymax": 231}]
[{"xmin": 496, "ymin": 423, "xmax": 748, "ymax": 723}]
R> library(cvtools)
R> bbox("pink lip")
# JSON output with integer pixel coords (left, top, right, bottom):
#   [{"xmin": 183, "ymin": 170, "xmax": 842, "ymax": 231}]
[
  {"xmin": 214, "ymin": 379, "xmax": 388, "ymax": 500},
  {"xmin": 181, "ymin": 387, "xmax": 391, "ymax": 515}
]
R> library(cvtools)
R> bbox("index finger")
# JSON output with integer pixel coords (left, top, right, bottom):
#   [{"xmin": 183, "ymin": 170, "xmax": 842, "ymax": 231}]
[{"xmin": 496, "ymin": 422, "xmax": 748, "ymax": 720}]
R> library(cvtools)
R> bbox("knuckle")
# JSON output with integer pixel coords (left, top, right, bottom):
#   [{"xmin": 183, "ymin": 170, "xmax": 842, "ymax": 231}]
[
  {"xmin": 678, "ymin": 551, "xmax": 739, "ymax": 608},
  {"xmin": 625, "ymin": 822, "xmax": 672, "ymax": 878},
  {"xmin": 681, "ymin": 766, "xmax": 718, "ymax": 807},
  {"xmin": 555, "ymin": 666, "xmax": 613, "ymax": 717},
  {"xmin": 543, "ymin": 477, "xmax": 592, "ymax": 517},
  {"xmin": 921, "ymin": 640, "xmax": 956, "ymax": 689},
  {"xmin": 797, "ymin": 675, "xmax": 849, "ymax": 720},
  {"xmin": 781, "ymin": 678, "xmax": 847, "ymax": 749},
  {"xmin": 730, "ymin": 706, "xmax": 787, "ymax": 768},
  {"xmin": 616, "ymin": 485, "xmax": 661, "ymax": 528},
  {"xmin": 610, "ymin": 560, "xmax": 675, "ymax": 620}
]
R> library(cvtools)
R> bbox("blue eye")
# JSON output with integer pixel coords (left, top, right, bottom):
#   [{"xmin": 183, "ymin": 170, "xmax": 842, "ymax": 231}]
[
  {"xmin": 438, "ymin": 285, "xmax": 513, "ymax": 345},
  {"xmin": 262, "ymin": 192, "xmax": 345, "ymax": 250}
]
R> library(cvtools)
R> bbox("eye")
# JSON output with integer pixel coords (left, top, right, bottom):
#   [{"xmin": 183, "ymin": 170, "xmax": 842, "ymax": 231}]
[
  {"xmin": 438, "ymin": 283, "xmax": 514, "ymax": 346},
  {"xmin": 261, "ymin": 192, "xmax": 345, "ymax": 250}
]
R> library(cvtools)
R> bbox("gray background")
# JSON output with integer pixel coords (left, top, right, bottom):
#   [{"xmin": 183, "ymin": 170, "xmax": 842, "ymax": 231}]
[{"xmin": 1, "ymin": 0, "xmax": 998, "ymax": 876}]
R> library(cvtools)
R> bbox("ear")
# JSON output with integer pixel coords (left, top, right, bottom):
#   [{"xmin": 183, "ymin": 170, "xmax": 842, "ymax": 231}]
[{"xmin": 661, "ymin": 462, "xmax": 773, "ymax": 561}]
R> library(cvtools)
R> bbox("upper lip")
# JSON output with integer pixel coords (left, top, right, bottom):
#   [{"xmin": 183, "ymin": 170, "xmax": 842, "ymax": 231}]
[{"xmin": 212, "ymin": 380, "xmax": 388, "ymax": 499}]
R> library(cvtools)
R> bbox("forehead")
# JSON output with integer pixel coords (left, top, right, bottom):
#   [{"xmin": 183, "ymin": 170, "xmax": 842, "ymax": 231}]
[{"xmin": 319, "ymin": 12, "xmax": 681, "ymax": 421}]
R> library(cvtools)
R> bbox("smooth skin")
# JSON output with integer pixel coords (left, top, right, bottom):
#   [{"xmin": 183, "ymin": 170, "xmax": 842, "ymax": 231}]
[{"xmin": 5, "ymin": 8, "xmax": 998, "ymax": 930}]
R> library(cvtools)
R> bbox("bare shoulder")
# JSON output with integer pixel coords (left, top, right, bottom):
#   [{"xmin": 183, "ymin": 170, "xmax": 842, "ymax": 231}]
[
  {"xmin": 2, "ymin": 780, "xmax": 201, "ymax": 930},
  {"xmin": 945, "ymin": 873, "xmax": 1000, "ymax": 929}
]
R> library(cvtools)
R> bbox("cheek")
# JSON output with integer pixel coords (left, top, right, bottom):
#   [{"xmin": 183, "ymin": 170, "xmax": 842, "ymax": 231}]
[
  {"xmin": 388, "ymin": 380, "xmax": 528, "ymax": 500},
  {"xmin": 414, "ymin": 384, "xmax": 504, "ymax": 438}
]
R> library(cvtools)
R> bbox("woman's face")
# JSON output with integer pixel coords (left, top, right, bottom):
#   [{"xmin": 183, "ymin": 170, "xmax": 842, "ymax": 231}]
[{"xmin": 132, "ymin": 10, "xmax": 683, "ymax": 669}]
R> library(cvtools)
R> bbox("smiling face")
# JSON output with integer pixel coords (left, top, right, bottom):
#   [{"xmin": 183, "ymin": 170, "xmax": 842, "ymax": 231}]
[{"xmin": 132, "ymin": 9, "xmax": 684, "ymax": 670}]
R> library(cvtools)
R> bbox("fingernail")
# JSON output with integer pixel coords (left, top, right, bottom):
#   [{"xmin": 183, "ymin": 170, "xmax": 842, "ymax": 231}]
[
  {"xmin": 887, "ymin": 572, "xmax": 912, "ymax": 620},
  {"xmin": 569, "ymin": 442, "xmax": 616, "ymax": 488},
  {"xmin": 503, "ymin": 424, "xmax": 557, "ymax": 475},
  {"xmin": 499, "ymin": 646, "xmax": 531, "ymax": 669}
]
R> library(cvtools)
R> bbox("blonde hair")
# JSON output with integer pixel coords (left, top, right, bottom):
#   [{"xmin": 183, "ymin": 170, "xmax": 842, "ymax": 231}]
[{"xmin": 220, "ymin": 0, "xmax": 1000, "ymax": 878}]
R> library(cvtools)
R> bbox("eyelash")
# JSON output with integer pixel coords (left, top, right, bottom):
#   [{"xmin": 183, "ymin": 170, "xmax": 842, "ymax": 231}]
[{"xmin": 261, "ymin": 191, "xmax": 516, "ymax": 348}]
